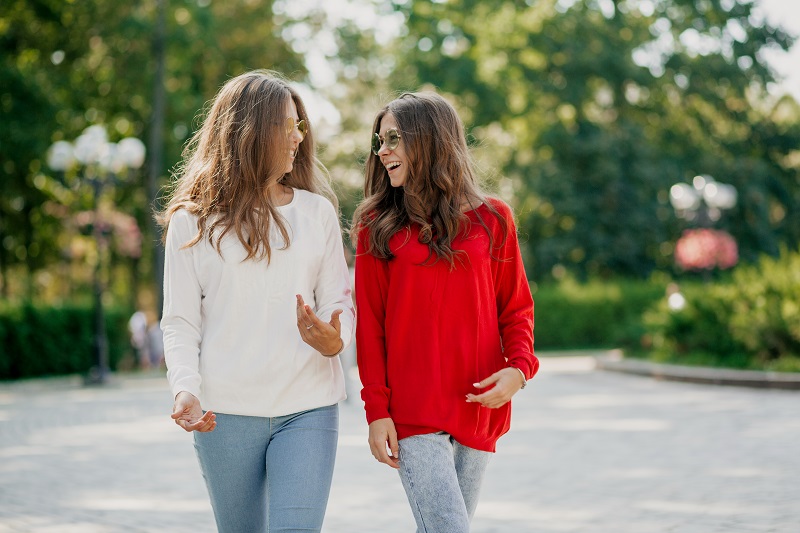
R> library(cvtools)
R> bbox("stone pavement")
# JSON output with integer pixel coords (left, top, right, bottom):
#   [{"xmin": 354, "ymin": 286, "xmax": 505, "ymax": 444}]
[{"xmin": 0, "ymin": 356, "xmax": 798, "ymax": 533}]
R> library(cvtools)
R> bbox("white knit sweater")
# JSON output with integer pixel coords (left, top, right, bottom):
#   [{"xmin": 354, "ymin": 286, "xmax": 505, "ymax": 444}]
[{"xmin": 162, "ymin": 189, "xmax": 354, "ymax": 417}]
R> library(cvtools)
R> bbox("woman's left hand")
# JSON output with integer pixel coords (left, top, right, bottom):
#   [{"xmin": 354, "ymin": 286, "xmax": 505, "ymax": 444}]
[
  {"xmin": 466, "ymin": 367, "xmax": 526, "ymax": 408},
  {"xmin": 296, "ymin": 294, "xmax": 344, "ymax": 357}
]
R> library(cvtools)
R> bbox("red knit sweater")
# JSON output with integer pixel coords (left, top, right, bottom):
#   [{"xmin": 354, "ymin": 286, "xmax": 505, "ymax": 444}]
[{"xmin": 355, "ymin": 199, "xmax": 537, "ymax": 452}]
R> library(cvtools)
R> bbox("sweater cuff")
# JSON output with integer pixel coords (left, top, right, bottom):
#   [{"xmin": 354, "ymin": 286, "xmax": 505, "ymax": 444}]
[
  {"xmin": 362, "ymin": 386, "xmax": 392, "ymax": 424},
  {"xmin": 508, "ymin": 354, "xmax": 539, "ymax": 380},
  {"xmin": 365, "ymin": 405, "xmax": 392, "ymax": 424}
]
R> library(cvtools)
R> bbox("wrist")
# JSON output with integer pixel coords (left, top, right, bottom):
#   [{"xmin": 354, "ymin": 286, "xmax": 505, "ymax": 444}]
[
  {"xmin": 322, "ymin": 338, "xmax": 345, "ymax": 357},
  {"xmin": 513, "ymin": 367, "xmax": 527, "ymax": 389}
]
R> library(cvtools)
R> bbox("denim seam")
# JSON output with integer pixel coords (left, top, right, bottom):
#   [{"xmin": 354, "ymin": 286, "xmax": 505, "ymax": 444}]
[{"xmin": 401, "ymin": 459, "xmax": 429, "ymax": 532}]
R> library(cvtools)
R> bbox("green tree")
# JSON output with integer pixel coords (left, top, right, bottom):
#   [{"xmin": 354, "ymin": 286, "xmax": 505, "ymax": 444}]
[
  {"xmin": 1, "ymin": 0, "xmax": 306, "ymax": 302},
  {"xmin": 388, "ymin": 0, "xmax": 799, "ymax": 279}
]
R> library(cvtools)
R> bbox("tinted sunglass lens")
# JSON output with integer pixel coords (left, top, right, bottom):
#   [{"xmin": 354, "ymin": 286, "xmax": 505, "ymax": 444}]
[
  {"xmin": 297, "ymin": 120, "xmax": 307, "ymax": 140},
  {"xmin": 386, "ymin": 130, "xmax": 400, "ymax": 151},
  {"xmin": 371, "ymin": 133, "xmax": 381, "ymax": 155}
]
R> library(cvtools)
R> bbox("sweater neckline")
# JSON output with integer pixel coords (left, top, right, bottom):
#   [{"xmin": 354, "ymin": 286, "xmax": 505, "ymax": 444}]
[{"xmin": 275, "ymin": 188, "xmax": 299, "ymax": 210}]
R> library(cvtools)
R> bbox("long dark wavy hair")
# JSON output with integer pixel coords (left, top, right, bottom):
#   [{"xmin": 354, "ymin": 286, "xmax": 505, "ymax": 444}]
[
  {"xmin": 158, "ymin": 70, "xmax": 336, "ymax": 262},
  {"xmin": 350, "ymin": 92, "xmax": 506, "ymax": 268}
]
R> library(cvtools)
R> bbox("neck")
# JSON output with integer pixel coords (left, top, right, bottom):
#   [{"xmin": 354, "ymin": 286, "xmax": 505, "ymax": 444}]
[{"xmin": 269, "ymin": 183, "xmax": 293, "ymax": 206}]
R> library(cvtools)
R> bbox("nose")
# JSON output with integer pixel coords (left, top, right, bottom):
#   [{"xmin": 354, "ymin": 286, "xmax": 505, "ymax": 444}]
[
  {"xmin": 289, "ymin": 127, "xmax": 304, "ymax": 144},
  {"xmin": 377, "ymin": 142, "xmax": 390, "ymax": 156}
]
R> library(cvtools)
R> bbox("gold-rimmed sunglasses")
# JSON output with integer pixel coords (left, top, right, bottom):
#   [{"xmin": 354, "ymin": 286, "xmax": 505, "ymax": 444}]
[
  {"xmin": 286, "ymin": 117, "xmax": 307, "ymax": 141},
  {"xmin": 371, "ymin": 128, "xmax": 401, "ymax": 155}
]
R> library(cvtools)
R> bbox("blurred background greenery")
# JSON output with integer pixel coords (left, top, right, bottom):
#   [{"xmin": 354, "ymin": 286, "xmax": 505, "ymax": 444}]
[{"xmin": 1, "ymin": 0, "xmax": 798, "ymax": 378}]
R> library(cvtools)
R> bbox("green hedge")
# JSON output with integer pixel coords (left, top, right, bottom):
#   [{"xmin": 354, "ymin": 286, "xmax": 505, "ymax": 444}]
[
  {"xmin": 0, "ymin": 304, "xmax": 132, "ymax": 380},
  {"xmin": 4, "ymin": 249, "xmax": 797, "ymax": 379},
  {"xmin": 644, "ymin": 248, "xmax": 800, "ymax": 371},
  {"xmin": 532, "ymin": 277, "xmax": 666, "ymax": 350}
]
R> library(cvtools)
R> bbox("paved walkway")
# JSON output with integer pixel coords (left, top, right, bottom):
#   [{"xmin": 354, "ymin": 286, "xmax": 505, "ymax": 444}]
[{"xmin": 0, "ymin": 356, "xmax": 798, "ymax": 532}]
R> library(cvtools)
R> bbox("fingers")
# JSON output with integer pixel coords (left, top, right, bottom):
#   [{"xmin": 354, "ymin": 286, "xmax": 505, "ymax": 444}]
[
  {"xmin": 296, "ymin": 295, "xmax": 344, "ymax": 355},
  {"xmin": 172, "ymin": 391, "xmax": 197, "ymax": 421},
  {"xmin": 466, "ymin": 390, "xmax": 510, "ymax": 409},
  {"xmin": 371, "ymin": 440, "xmax": 400, "ymax": 469},
  {"xmin": 296, "ymin": 295, "xmax": 326, "ymax": 329},
  {"xmin": 194, "ymin": 410, "xmax": 217, "ymax": 432},
  {"xmin": 388, "ymin": 430, "xmax": 400, "ymax": 463},
  {"xmin": 466, "ymin": 369, "xmax": 520, "ymax": 409},
  {"xmin": 175, "ymin": 410, "xmax": 216, "ymax": 433},
  {"xmin": 171, "ymin": 392, "xmax": 216, "ymax": 433},
  {"xmin": 368, "ymin": 419, "xmax": 400, "ymax": 469},
  {"xmin": 474, "ymin": 372, "xmax": 500, "ymax": 389},
  {"xmin": 296, "ymin": 294, "xmax": 311, "ymax": 327}
]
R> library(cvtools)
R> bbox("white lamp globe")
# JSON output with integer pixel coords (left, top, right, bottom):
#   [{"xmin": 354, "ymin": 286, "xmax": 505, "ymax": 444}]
[
  {"xmin": 47, "ymin": 140, "xmax": 76, "ymax": 171},
  {"xmin": 117, "ymin": 137, "xmax": 146, "ymax": 169}
]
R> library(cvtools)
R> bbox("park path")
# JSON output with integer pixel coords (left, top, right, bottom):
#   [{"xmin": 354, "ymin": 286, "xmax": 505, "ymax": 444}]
[{"xmin": 0, "ymin": 356, "xmax": 797, "ymax": 532}]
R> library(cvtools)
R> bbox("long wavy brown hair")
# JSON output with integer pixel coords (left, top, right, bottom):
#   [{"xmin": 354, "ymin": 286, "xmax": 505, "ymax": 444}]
[
  {"xmin": 350, "ymin": 92, "xmax": 506, "ymax": 267},
  {"xmin": 158, "ymin": 70, "xmax": 336, "ymax": 262}
]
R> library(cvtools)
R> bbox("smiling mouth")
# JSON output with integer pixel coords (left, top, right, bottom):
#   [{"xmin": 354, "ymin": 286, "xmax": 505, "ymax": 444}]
[{"xmin": 385, "ymin": 162, "xmax": 401, "ymax": 171}]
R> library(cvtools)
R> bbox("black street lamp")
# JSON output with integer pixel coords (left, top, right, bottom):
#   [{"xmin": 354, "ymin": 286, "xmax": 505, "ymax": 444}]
[{"xmin": 48, "ymin": 126, "xmax": 146, "ymax": 385}]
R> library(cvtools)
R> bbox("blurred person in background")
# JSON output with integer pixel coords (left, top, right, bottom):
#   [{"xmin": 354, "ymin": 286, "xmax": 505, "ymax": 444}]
[
  {"xmin": 159, "ymin": 70, "xmax": 354, "ymax": 533},
  {"xmin": 127, "ymin": 309, "xmax": 150, "ymax": 369},
  {"xmin": 351, "ymin": 92, "xmax": 538, "ymax": 533}
]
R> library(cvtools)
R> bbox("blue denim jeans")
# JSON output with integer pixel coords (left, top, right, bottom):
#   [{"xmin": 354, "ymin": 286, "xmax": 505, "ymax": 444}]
[
  {"xmin": 193, "ymin": 404, "xmax": 339, "ymax": 533},
  {"xmin": 397, "ymin": 431, "xmax": 492, "ymax": 533}
]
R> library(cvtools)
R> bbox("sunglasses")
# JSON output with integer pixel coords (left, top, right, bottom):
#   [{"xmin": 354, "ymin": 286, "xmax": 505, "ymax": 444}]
[
  {"xmin": 371, "ymin": 129, "xmax": 401, "ymax": 155},
  {"xmin": 286, "ymin": 117, "xmax": 307, "ymax": 141}
]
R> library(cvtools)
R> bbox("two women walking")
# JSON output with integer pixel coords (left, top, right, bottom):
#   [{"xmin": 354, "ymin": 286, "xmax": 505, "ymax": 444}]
[{"xmin": 160, "ymin": 70, "xmax": 537, "ymax": 533}]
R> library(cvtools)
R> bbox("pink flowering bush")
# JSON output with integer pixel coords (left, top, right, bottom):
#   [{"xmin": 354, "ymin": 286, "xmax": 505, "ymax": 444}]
[{"xmin": 674, "ymin": 228, "xmax": 738, "ymax": 271}]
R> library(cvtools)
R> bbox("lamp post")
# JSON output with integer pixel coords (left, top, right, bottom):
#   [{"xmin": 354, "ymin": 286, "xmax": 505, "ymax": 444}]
[
  {"xmin": 47, "ymin": 125, "xmax": 146, "ymax": 385},
  {"xmin": 669, "ymin": 174, "xmax": 737, "ymax": 226},
  {"xmin": 669, "ymin": 175, "xmax": 738, "ymax": 274}
]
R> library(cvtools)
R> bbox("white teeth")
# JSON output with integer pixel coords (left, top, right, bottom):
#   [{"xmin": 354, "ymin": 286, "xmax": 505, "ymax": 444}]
[{"xmin": 386, "ymin": 162, "xmax": 401, "ymax": 170}]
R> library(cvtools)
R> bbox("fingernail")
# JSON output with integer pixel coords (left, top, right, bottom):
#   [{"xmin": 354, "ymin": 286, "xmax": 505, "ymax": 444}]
[{"xmin": 473, "ymin": 383, "xmax": 481, "ymax": 387}]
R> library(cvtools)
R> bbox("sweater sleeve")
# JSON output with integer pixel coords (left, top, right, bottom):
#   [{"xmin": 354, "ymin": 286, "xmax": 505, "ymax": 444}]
[
  {"xmin": 313, "ymin": 201, "xmax": 355, "ymax": 352},
  {"xmin": 491, "ymin": 202, "xmax": 538, "ymax": 380},
  {"xmin": 354, "ymin": 229, "xmax": 392, "ymax": 423},
  {"xmin": 161, "ymin": 210, "xmax": 203, "ymax": 400}
]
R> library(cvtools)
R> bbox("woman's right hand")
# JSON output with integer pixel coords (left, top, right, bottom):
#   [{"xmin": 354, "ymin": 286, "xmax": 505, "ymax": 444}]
[
  {"xmin": 368, "ymin": 417, "xmax": 400, "ymax": 469},
  {"xmin": 171, "ymin": 391, "xmax": 216, "ymax": 432}
]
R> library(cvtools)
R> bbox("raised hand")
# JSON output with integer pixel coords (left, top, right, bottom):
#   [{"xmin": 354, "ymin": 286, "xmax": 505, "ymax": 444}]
[{"xmin": 296, "ymin": 294, "xmax": 344, "ymax": 357}]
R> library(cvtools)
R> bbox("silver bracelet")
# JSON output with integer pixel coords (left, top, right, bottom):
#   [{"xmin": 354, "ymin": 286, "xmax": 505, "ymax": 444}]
[{"xmin": 515, "ymin": 367, "xmax": 527, "ymax": 389}]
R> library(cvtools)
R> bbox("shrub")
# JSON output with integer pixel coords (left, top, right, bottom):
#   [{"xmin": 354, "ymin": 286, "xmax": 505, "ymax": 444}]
[
  {"xmin": 644, "ymin": 247, "xmax": 800, "ymax": 370},
  {"xmin": 0, "ymin": 304, "xmax": 132, "ymax": 380},
  {"xmin": 533, "ymin": 276, "xmax": 666, "ymax": 350}
]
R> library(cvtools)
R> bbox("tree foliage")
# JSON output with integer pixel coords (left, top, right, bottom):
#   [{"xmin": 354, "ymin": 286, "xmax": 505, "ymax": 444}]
[
  {"xmin": 1, "ymin": 0, "xmax": 305, "ymax": 301},
  {"xmin": 2, "ymin": 0, "xmax": 799, "ymax": 303},
  {"xmin": 389, "ymin": 0, "xmax": 800, "ymax": 279}
]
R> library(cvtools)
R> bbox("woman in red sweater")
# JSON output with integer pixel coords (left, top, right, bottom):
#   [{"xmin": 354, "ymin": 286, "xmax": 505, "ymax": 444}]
[{"xmin": 351, "ymin": 92, "xmax": 538, "ymax": 532}]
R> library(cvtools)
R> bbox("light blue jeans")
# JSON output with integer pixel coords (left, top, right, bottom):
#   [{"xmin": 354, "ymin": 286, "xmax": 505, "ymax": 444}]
[
  {"xmin": 398, "ymin": 431, "xmax": 492, "ymax": 533},
  {"xmin": 193, "ymin": 404, "xmax": 339, "ymax": 533}
]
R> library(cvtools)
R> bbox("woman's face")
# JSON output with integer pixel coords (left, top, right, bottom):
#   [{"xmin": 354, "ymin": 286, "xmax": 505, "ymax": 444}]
[
  {"xmin": 285, "ymin": 98, "xmax": 305, "ymax": 174},
  {"xmin": 376, "ymin": 113, "xmax": 408, "ymax": 188}
]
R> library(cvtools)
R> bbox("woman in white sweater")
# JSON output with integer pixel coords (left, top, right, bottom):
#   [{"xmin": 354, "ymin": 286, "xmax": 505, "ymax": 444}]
[{"xmin": 159, "ymin": 70, "xmax": 354, "ymax": 532}]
